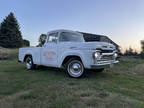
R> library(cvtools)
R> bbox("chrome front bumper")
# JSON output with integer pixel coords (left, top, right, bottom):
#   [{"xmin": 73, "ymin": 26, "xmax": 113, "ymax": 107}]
[{"xmin": 90, "ymin": 60, "xmax": 119, "ymax": 69}]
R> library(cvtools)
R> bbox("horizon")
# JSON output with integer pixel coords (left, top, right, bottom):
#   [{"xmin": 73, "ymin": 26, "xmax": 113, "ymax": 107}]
[{"xmin": 0, "ymin": 0, "xmax": 144, "ymax": 53}]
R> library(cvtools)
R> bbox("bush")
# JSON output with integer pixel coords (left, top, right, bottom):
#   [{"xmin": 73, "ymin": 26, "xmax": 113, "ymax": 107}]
[{"xmin": 23, "ymin": 39, "xmax": 30, "ymax": 47}]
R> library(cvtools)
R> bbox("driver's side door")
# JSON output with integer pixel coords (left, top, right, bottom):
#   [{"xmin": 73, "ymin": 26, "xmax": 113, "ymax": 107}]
[{"xmin": 41, "ymin": 32, "xmax": 58, "ymax": 67}]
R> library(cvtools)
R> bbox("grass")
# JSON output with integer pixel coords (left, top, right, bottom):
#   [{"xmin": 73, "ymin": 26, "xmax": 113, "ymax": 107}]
[{"xmin": 0, "ymin": 58, "xmax": 144, "ymax": 108}]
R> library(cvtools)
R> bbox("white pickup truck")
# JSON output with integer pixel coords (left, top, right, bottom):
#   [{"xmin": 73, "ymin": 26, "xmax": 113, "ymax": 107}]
[{"xmin": 18, "ymin": 29, "xmax": 119, "ymax": 78}]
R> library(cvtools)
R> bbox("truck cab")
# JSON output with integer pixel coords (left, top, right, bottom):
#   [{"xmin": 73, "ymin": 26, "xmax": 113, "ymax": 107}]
[{"xmin": 19, "ymin": 29, "xmax": 119, "ymax": 78}]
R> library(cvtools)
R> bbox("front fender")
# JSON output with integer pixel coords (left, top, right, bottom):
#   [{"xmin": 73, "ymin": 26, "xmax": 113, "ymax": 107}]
[{"xmin": 58, "ymin": 51, "xmax": 88, "ymax": 68}]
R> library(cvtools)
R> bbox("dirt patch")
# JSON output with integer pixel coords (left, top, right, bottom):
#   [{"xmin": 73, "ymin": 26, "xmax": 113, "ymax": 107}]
[{"xmin": 0, "ymin": 90, "xmax": 31, "ymax": 108}]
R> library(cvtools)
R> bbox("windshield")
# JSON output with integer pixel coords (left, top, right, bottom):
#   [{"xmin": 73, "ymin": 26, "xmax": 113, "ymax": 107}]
[{"xmin": 59, "ymin": 32, "xmax": 84, "ymax": 42}]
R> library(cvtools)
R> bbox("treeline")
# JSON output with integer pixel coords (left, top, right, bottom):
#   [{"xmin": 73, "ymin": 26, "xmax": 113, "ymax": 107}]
[
  {"xmin": 0, "ymin": 12, "xmax": 30, "ymax": 48},
  {"xmin": 123, "ymin": 40, "xmax": 144, "ymax": 58},
  {"xmin": 124, "ymin": 47, "xmax": 138, "ymax": 56}
]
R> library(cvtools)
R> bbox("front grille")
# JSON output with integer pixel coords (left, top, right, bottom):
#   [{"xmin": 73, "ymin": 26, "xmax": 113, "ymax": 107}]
[
  {"xmin": 101, "ymin": 50, "xmax": 113, "ymax": 53},
  {"xmin": 101, "ymin": 55, "xmax": 114, "ymax": 61},
  {"xmin": 96, "ymin": 48, "xmax": 113, "ymax": 53}
]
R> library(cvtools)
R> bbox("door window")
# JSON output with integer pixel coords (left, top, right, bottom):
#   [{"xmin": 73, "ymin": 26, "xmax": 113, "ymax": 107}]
[{"xmin": 47, "ymin": 33, "xmax": 58, "ymax": 42}]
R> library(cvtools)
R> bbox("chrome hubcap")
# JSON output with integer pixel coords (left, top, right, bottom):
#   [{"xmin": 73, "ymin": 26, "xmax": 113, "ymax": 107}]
[
  {"xmin": 72, "ymin": 63, "xmax": 81, "ymax": 72},
  {"xmin": 26, "ymin": 59, "xmax": 32, "ymax": 69},
  {"xmin": 68, "ymin": 61, "xmax": 83, "ymax": 76}
]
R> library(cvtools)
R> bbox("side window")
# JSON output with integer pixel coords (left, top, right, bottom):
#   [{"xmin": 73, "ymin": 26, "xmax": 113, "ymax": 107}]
[{"xmin": 47, "ymin": 33, "xmax": 58, "ymax": 42}]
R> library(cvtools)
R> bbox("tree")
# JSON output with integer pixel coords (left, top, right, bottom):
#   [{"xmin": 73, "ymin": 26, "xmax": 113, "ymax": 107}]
[
  {"xmin": 133, "ymin": 50, "xmax": 138, "ymax": 56},
  {"xmin": 127, "ymin": 47, "xmax": 134, "ymax": 55},
  {"xmin": 140, "ymin": 40, "xmax": 144, "ymax": 58},
  {"xmin": 23, "ymin": 39, "xmax": 30, "ymax": 47},
  {"xmin": 124, "ymin": 49, "xmax": 129, "ymax": 55},
  {"xmin": 0, "ymin": 12, "xmax": 23, "ymax": 48},
  {"xmin": 38, "ymin": 34, "xmax": 47, "ymax": 46}
]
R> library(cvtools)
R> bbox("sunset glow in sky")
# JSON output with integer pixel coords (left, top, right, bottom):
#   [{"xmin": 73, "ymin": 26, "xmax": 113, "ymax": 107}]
[{"xmin": 0, "ymin": 0, "xmax": 144, "ymax": 52}]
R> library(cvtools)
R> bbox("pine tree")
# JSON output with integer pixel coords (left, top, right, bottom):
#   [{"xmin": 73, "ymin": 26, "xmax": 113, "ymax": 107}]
[{"xmin": 0, "ymin": 12, "xmax": 23, "ymax": 48}]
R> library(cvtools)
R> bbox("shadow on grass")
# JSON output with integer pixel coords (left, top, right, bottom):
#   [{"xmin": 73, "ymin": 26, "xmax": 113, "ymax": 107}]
[
  {"xmin": 32, "ymin": 66, "xmax": 66, "ymax": 78},
  {"xmin": 85, "ymin": 69, "xmax": 112, "ymax": 79},
  {"xmin": 33, "ymin": 66, "xmax": 112, "ymax": 79}
]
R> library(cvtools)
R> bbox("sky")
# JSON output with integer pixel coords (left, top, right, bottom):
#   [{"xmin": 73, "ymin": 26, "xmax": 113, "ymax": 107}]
[{"xmin": 0, "ymin": 0, "xmax": 144, "ymax": 52}]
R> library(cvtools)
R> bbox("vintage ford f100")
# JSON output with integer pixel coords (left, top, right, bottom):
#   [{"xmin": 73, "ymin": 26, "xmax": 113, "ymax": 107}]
[{"xmin": 18, "ymin": 29, "xmax": 119, "ymax": 78}]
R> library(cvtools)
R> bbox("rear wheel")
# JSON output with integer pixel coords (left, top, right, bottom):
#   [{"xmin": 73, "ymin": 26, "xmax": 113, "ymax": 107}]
[
  {"xmin": 65, "ymin": 58, "xmax": 84, "ymax": 78},
  {"xmin": 25, "ymin": 56, "xmax": 35, "ymax": 70}
]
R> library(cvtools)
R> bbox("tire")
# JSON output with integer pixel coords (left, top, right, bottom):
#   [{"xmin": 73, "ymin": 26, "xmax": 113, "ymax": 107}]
[
  {"xmin": 25, "ymin": 56, "xmax": 36, "ymax": 70},
  {"xmin": 65, "ymin": 58, "xmax": 84, "ymax": 78}
]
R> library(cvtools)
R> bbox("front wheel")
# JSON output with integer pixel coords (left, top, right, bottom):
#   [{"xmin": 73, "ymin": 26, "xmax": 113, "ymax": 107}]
[
  {"xmin": 65, "ymin": 58, "xmax": 84, "ymax": 78},
  {"xmin": 25, "ymin": 56, "xmax": 35, "ymax": 70}
]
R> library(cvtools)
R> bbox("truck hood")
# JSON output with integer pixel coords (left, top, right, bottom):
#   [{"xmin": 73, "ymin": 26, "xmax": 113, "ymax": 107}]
[{"xmin": 60, "ymin": 42, "xmax": 116, "ymax": 51}]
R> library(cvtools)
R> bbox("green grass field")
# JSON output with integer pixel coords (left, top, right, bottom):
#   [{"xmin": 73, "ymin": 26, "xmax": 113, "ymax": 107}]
[{"xmin": 0, "ymin": 58, "xmax": 144, "ymax": 108}]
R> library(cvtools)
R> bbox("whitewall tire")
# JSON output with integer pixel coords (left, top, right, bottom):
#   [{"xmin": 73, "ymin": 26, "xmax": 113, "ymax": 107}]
[{"xmin": 65, "ymin": 58, "xmax": 84, "ymax": 78}]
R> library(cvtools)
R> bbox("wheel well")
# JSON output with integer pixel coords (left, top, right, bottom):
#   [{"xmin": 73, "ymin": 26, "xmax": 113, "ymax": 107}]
[
  {"xmin": 24, "ymin": 54, "xmax": 32, "ymax": 62},
  {"xmin": 62, "ymin": 55, "xmax": 82, "ymax": 66}
]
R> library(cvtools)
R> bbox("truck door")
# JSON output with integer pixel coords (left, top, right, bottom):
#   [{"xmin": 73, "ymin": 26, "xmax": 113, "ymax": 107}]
[{"xmin": 41, "ymin": 32, "xmax": 58, "ymax": 67}]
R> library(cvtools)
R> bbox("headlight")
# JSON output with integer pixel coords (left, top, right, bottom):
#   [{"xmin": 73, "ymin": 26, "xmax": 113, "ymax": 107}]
[
  {"xmin": 93, "ymin": 52, "xmax": 100, "ymax": 59},
  {"xmin": 113, "ymin": 53, "xmax": 118, "ymax": 58}
]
